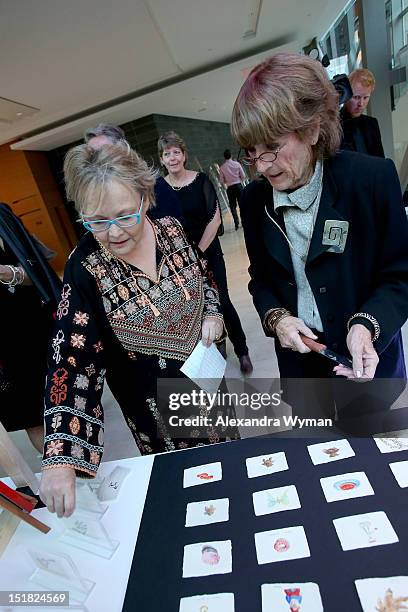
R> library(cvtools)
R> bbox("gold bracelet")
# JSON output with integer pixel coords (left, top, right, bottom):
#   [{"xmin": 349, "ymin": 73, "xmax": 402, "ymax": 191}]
[{"xmin": 264, "ymin": 308, "xmax": 292, "ymax": 334}]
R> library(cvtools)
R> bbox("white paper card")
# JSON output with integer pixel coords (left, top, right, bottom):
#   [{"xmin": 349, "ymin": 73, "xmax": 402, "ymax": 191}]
[
  {"xmin": 373, "ymin": 437, "xmax": 408, "ymax": 453},
  {"xmin": 179, "ymin": 593, "xmax": 234, "ymax": 611},
  {"xmin": 307, "ymin": 439, "xmax": 355, "ymax": 465},
  {"xmin": 182, "ymin": 540, "xmax": 232, "ymax": 578},
  {"xmin": 320, "ymin": 471, "xmax": 374, "ymax": 503},
  {"xmin": 183, "ymin": 462, "xmax": 222, "ymax": 488},
  {"xmin": 355, "ymin": 576, "xmax": 408, "ymax": 611},
  {"xmin": 255, "ymin": 526, "xmax": 310, "ymax": 565},
  {"xmin": 185, "ymin": 498, "xmax": 229, "ymax": 527},
  {"xmin": 261, "ymin": 583, "xmax": 323, "ymax": 611},
  {"xmin": 180, "ymin": 342, "xmax": 226, "ymax": 394},
  {"xmin": 389, "ymin": 460, "xmax": 408, "ymax": 488},
  {"xmin": 333, "ymin": 511, "xmax": 399, "ymax": 551},
  {"xmin": 253, "ymin": 485, "xmax": 301, "ymax": 516},
  {"xmin": 246, "ymin": 452, "xmax": 288, "ymax": 479}
]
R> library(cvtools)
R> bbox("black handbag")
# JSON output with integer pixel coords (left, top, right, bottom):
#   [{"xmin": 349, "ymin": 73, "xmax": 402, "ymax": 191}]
[{"xmin": 217, "ymin": 208, "xmax": 225, "ymax": 236}]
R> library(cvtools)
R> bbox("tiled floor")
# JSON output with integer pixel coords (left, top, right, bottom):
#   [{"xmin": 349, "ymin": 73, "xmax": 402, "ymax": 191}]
[{"xmin": 3, "ymin": 210, "xmax": 408, "ymax": 476}]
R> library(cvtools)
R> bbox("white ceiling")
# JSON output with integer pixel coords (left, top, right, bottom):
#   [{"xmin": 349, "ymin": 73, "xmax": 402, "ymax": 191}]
[{"xmin": 0, "ymin": 0, "xmax": 347, "ymax": 150}]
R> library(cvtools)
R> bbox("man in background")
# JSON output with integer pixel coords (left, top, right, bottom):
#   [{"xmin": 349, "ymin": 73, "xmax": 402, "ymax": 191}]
[
  {"xmin": 340, "ymin": 68, "xmax": 385, "ymax": 158},
  {"xmin": 84, "ymin": 123, "xmax": 126, "ymax": 149},
  {"xmin": 219, "ymin": 149, "xmax": 245, "ymax": 230}
]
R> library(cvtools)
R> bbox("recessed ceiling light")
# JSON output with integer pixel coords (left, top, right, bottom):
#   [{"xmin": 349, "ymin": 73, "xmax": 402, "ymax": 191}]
[{"xmin": 0, "ymin": 97, "xmax": 39, "ymax": 124}]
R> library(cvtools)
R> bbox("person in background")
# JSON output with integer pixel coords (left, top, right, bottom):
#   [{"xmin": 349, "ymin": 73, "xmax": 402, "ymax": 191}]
[
  {"xmin": 340, "ymin": 68, "xmax": 385, "ymax": 158},
  {"xmin": 218, "ymin": 149, "xmax": 245, "ymax": 230},
  {"xmin": 154, "ymin": 131, "xmax": 253, "ymax": 375},
  {"xmin": 0, "ymin": 203, "xmax": 61, "ymax": 452},
  {"xmin": 85, "ymin": 123, "xmax": 181, "ymax": 220},
  {"xmin": 39, "ymin": 142, "xmax": 237, "ymax": 518},
  {"xmin": 231, "ymin": 52, "xmax": 408, "ymax": 421},
  {"xmin": 84, "ymin": 123, "xmax": 126, "ymax": 150}
]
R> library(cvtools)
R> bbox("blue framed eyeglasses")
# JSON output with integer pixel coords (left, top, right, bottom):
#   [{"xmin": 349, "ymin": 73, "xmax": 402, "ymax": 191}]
[{"xmin": 82, "ymin": 195, "xmax": 144, "ymax": 233}]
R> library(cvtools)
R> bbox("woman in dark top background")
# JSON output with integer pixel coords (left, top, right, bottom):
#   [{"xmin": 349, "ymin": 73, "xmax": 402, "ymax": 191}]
[
  {"xmin": 0, "ymin": 203, "xmax": 61, "ymax": 451},
  {"xmin": 153, "ymin": 131, "xmax": 253, "ymax": 374}
]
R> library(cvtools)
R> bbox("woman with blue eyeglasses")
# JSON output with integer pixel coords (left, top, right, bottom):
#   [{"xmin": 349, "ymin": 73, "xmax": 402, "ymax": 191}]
[{"xmin": 39, "ymin": 142, "xmax": 238, "ymax": 518}]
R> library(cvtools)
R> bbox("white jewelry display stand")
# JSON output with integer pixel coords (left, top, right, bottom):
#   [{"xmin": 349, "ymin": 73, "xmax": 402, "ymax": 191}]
[
  {"xmin": 0, "ymin": 455, "xmax": 155, "ymax": 612},
  {"xmin": 27, "ymin": 547, "xmax": 95, "ymax": 604},
  {"xmin": 59, "ymin": 510, "xmax": 119, "ymax": 559},
  {"xmin": 75, "ymin": 483, "xmax": 107, "ymax": 518}
]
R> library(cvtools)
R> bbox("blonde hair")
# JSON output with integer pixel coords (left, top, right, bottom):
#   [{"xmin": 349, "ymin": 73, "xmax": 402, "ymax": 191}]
[
  {"xmin": 348, "ymin": 68, "xmax": 376, "ymax": 90},
  {"xmin": 157, "ymin": 131, "xmax": 188, "ymax": 164},
  {"xmin": 231, "ymin": 53, "xmax": 341, "ymax": 159},
  {"xmin": 63, "ymin": 141, "xmax": 158, "ymax": 216}
]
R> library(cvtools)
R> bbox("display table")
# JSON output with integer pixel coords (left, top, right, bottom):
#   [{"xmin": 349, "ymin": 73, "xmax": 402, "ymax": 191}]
[
  {"xmin": 0, "ymin": 455, "xmax": 154, "ymax": 612},
  {"xmin": 124, "ymin": 434, "xmax": 408, "ymax": 612},
  {"xmin": 1, "ymin": 434, "xmax": 407, "ymax": 612}
]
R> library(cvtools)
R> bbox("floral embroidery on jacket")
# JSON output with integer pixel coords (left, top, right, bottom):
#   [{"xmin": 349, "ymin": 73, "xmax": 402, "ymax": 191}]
[{"xmin": 57, "ymin": 284, "xmax": 71, "ymax": 320}]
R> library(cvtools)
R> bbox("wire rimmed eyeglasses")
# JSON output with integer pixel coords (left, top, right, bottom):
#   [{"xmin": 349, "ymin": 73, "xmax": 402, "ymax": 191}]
[
  {"xmin": 239, "ymin": 146, "xmax": 284, "ymax": 166},
  {"xmin": 82, "ymin": 195, "xmax": 144, "ymax": 233}
]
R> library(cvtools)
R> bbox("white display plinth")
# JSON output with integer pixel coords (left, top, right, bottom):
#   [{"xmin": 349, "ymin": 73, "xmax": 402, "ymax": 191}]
[{"xmin": 0, "ymin": 455, "xmax": 154, "ymax": 612}]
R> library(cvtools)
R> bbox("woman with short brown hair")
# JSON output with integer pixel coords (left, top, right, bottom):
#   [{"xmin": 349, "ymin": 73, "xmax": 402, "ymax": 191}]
[{"xmin": 231, "ymin": 52, "xmax": 408, "ymax": 420}]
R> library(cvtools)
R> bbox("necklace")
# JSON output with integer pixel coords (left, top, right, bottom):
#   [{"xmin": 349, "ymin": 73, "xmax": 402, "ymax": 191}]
[
  {"xmin": 265, "ymin": 181, "xmax": 323, "ymax": 263},
  {"xmin": 167, "ymin": 171, "xmax": 188, "ymax": 191}
]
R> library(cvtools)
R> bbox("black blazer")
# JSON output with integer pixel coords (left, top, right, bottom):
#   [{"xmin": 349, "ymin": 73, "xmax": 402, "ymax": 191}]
[
  {"xmin": 340, "ymin": 109, "xmax": 385, "ymax": 158},
  {"xmin": 240, "ymin": 152, "xmax": 408, "ymax": 376},
  {"xmin": 0, "ymin": 202, "xmax": 61, "ymax": 305}
]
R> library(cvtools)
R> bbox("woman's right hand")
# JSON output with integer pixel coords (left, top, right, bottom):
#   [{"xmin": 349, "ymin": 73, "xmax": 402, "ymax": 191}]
[
  {"xmin": 39, "ymin": 467, "xmax": 76, "ymax": 518},
  {"xmin": 275, "ymin": 316, "xmax": 317, "ymax": 353}
]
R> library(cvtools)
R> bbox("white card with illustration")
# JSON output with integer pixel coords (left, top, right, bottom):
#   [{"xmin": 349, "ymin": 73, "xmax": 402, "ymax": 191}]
[
  {"xmin": 252, "ymin": 485, "xmax": 301, "ymax": 516},
  {"xmin": 320, "ymin": 471, "xmax": 374, "ymax": 503},
  {"xmin": 355, "ymin": 576, "xmax": 408, "ymax": 611},
  {"xmin": 373, "ymin": 437, "xmax": 408, "ymax": 453},
  {"xmin": 261, "ymin": 583, "xmax": 323, "ymax": 611},
  {"xmin": 389, "ymin": 460, "xmax": 408, "ymax": 488},
  {"xmin": 185, "ymin": 498, "xmax": 229, "ymax": 527},
  {"xmin": 333, "ymin": 511, "xmax": 399, "ymax": 551},
  {"xmin": 183, "ymin": 462, "xmax": 222, "ymax": 488},
  {"xmin": 246, "ymin": 452, "xmax": 288, "ymax": 479},
  {"xmin": 307, "ymin": 439, "xmax": 355, "ymax": 465},
  {"xmin": 179, "ymin": 592, "xmax": 235, "ymax": 611},
  {"xmin": 182, "ymin": 540, "xmax": 232, "ymax": 578},
  {"xmin": 255, "ymin": 526, "xmax": 310, "ymax": 565}
]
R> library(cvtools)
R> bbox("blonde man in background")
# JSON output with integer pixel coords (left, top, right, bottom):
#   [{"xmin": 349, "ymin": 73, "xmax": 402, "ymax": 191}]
[{"xmin": 340, "ymin": 68, "xmax": 385, "ymax": 157}]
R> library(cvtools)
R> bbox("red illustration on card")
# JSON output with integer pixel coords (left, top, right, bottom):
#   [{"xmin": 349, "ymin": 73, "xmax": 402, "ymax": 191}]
[{"xmin": 274, "ymin": 538, "xmax": 290, "ymax": 552}]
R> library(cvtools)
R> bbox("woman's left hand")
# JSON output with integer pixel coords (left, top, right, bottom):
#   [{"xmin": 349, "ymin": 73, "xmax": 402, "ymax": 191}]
[
  {"xmin": 201, "ymin": 316, "xmax": 223, "ymax": 347},
  {"xmin": 333, "ymin": 324, "xmax": 379, "ymax": 380}
]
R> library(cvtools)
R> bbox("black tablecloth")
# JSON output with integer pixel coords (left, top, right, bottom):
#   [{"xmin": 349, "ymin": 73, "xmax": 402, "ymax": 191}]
[{"xmin": 123, "ymin": 434, "xmax": 408, "ymax": 611}]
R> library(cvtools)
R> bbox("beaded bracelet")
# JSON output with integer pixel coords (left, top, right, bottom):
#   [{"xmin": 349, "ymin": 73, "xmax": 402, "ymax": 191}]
[{"xmin": 347, "ymin": 312, "xmax": 380, "ymax": 342}]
